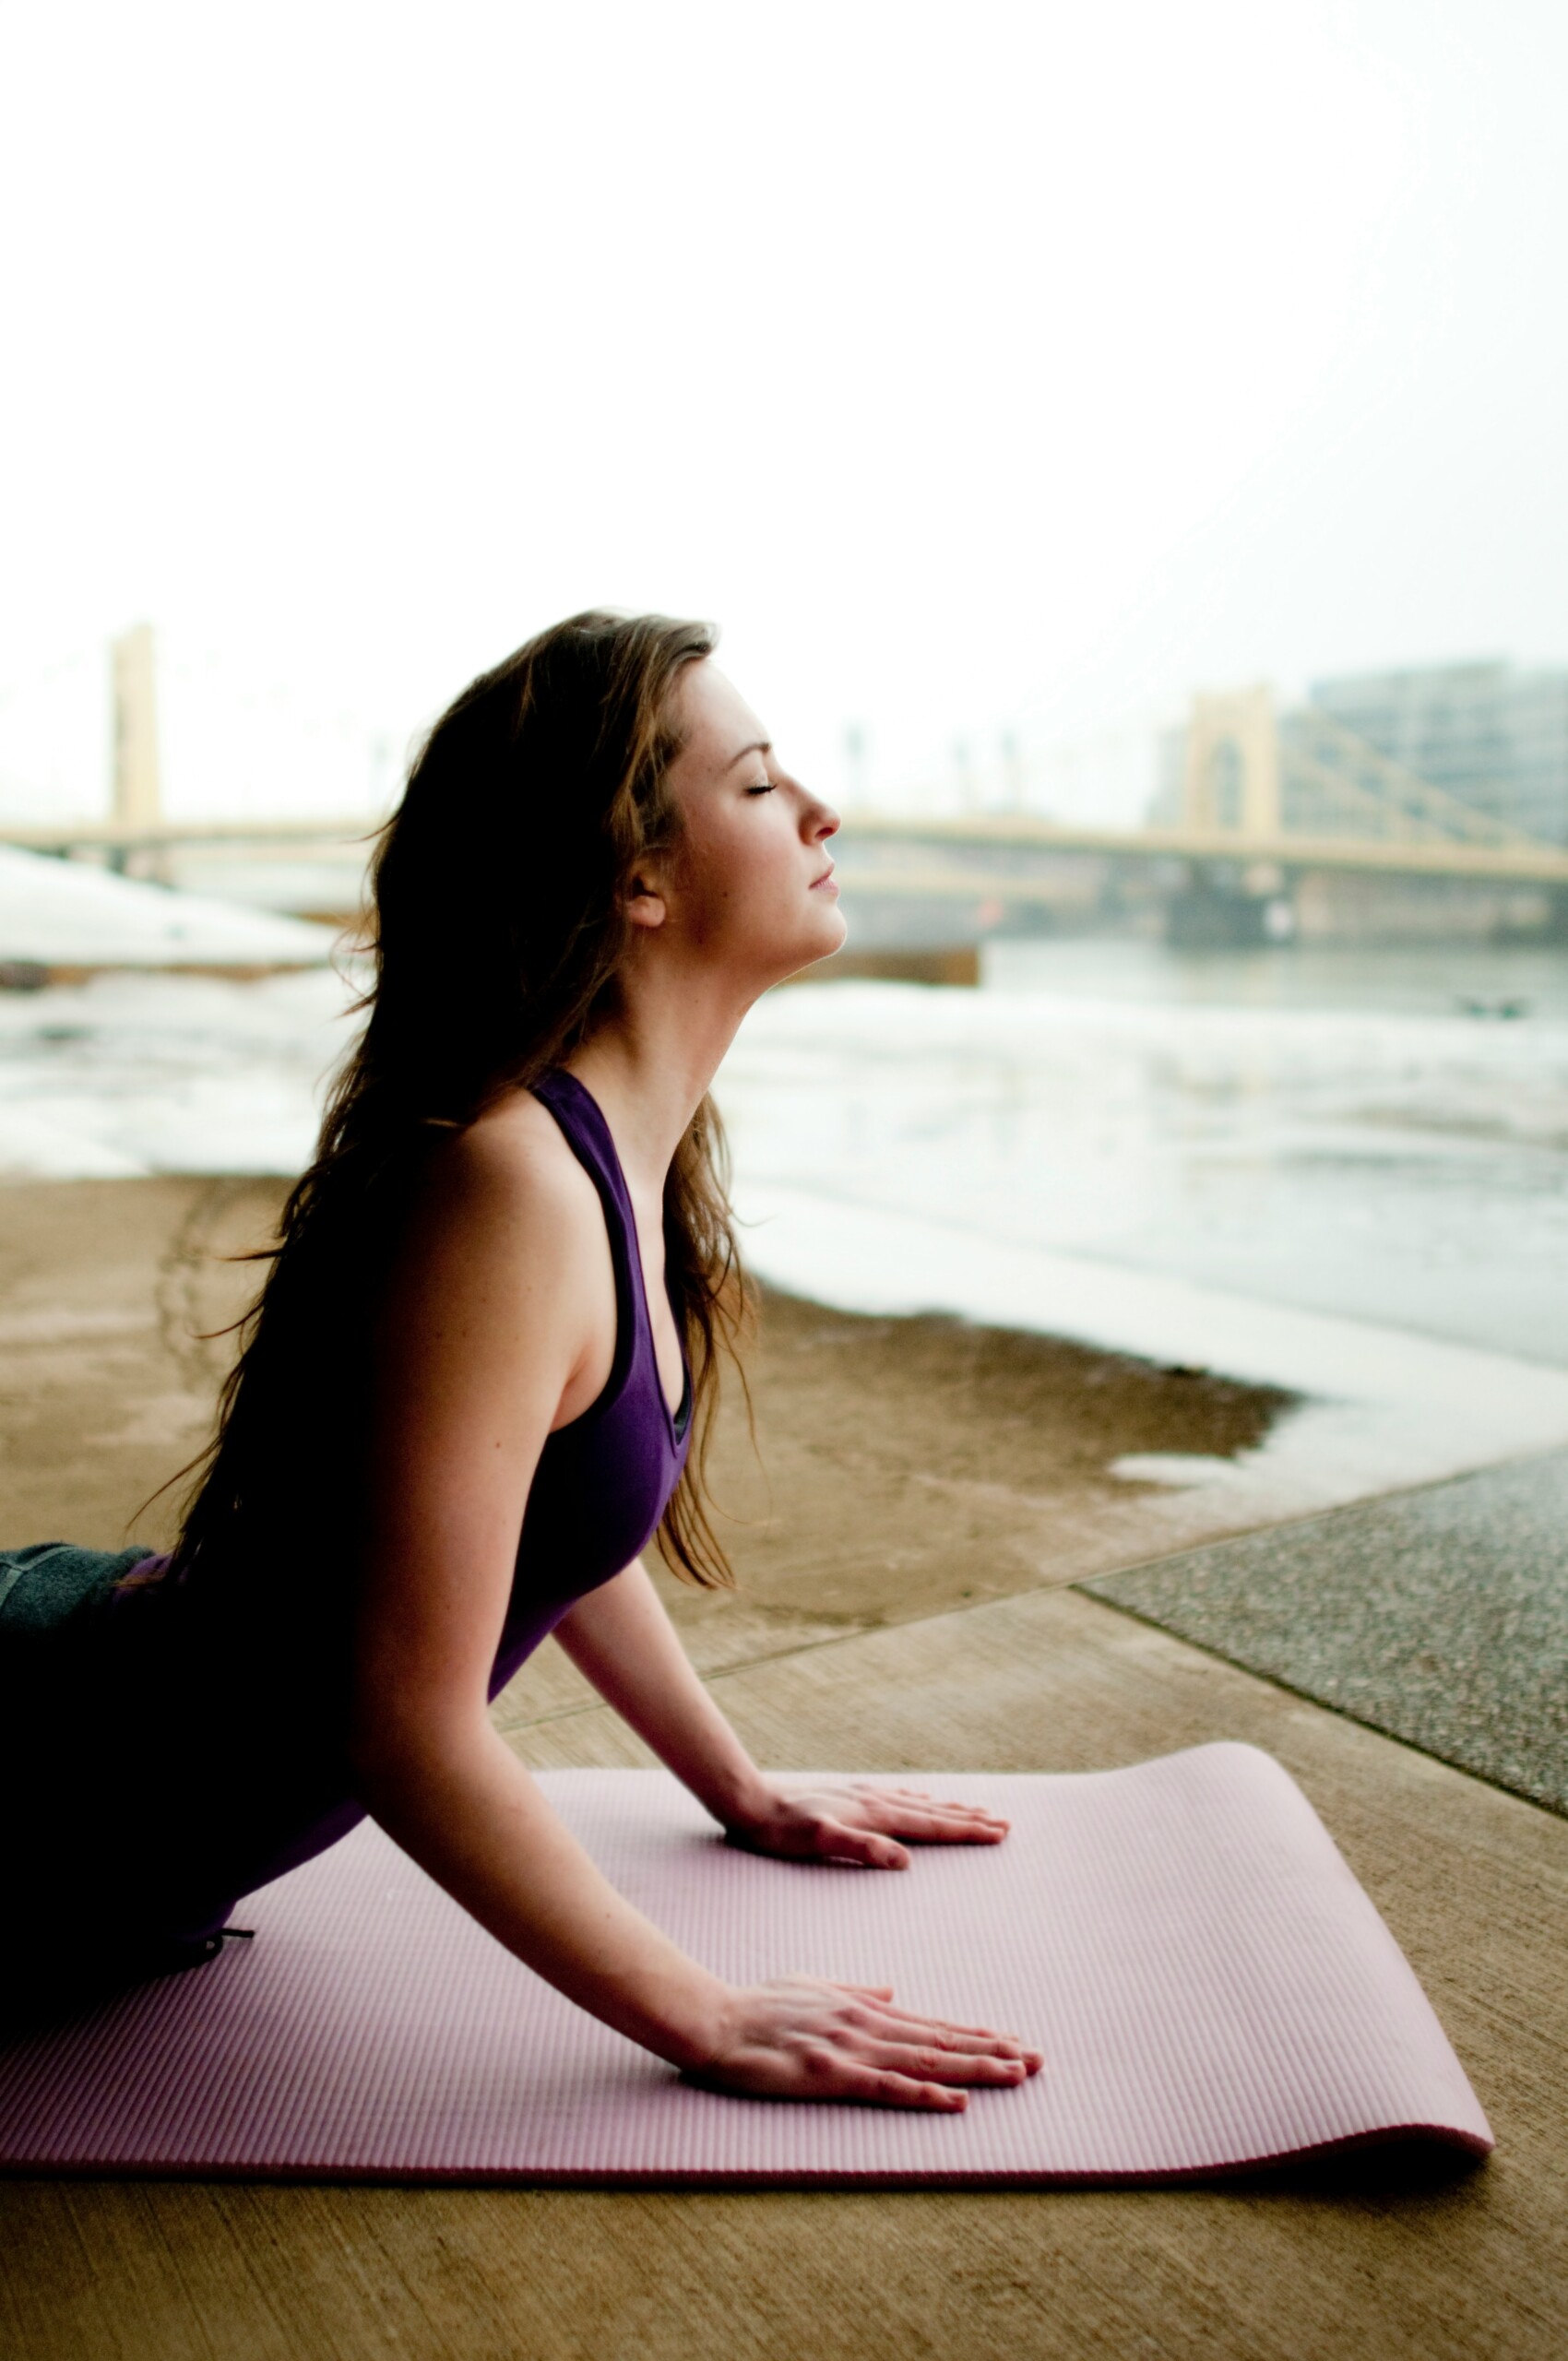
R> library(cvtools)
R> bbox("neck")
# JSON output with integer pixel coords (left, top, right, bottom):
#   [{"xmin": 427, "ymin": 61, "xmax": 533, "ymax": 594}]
[{"xmin": 564, "ymin": 950, "xmax": 762, "ymax": 1192}]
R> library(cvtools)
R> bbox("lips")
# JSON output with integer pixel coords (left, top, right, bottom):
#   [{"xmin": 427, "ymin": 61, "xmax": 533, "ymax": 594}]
[{"xmin": 811, "ymin": 862, "xmax": 838, "ymax": 890}]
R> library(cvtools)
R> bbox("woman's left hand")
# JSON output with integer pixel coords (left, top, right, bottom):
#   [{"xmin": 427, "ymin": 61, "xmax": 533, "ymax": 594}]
[{"xmin": 723, "ymin": 1781, "xmax": 1010, "ymax": 1869}]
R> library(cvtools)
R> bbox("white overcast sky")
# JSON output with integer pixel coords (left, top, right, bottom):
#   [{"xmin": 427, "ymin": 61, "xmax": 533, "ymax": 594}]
[{"xmin": 1, "ymin": 0, "xmax": 1564, "ymax": 823}]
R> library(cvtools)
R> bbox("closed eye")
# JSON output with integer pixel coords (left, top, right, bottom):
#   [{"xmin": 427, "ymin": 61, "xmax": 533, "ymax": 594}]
[{"xmin": 744, "ymin": 780, "xmax": 776, "ymax": 795}]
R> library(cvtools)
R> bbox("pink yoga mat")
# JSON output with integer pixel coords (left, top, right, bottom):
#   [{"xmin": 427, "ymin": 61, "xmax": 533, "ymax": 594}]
[{"xmin": 0, "ymin": 1744, "xmax": 1491, "ymax": 2184}]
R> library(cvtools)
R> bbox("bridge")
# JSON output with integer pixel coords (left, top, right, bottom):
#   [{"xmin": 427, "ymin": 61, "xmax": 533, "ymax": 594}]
[
  {"xmin": 837, "ymin": 689, "xmax": 1568, "ymax": 877},
  {"xmin": 7, "ymin": 684, "xmax": 1565, "ymax": 872},
  {"xmin": 832, "ymin": 806, "xmax": 1568, "ymax": 888},
  {"xmin": 828, "ymin": 688, "xmax": 1568, "ymax": 946},
  {"xmin": 3, "ymin": 675, "xmax": 1565, "ymax": 944}
]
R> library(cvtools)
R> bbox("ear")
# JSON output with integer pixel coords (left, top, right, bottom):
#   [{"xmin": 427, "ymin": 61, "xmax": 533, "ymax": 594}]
[{"xmin": 624, "ymin": 874, "xmax": 668, "ymax": 931}]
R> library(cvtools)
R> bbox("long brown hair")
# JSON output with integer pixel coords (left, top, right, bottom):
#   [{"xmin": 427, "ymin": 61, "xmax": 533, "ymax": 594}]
[{"xmin": 168, "ymin": 609, "xmax": 749, "ymax": 1590}]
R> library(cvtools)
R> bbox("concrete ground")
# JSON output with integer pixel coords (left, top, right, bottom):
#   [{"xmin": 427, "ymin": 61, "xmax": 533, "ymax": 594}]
[
  {"xmin": 2, "ymin": 1180, "xmax": 1565, "ymax": 2359},
  {"xmin": 1087, "ymin": 1451, "xmax": 1568, "ymax": 1815}
]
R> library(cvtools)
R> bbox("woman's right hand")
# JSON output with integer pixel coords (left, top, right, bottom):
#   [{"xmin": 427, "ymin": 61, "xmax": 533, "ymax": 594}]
[{"xmin": 684, "ymin": 1974, "xmax": 1043, "ymax": 2109}]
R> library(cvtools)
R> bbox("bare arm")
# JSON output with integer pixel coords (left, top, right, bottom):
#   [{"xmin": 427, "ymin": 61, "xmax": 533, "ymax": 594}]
[
  {"xmin": 552, "ymin": 1561, "xmax": 771, "ymax": 1827},
  {"xmin": 554, "ymin": 1560, "xmax": 1014, "ymax": 1867},
  {"xmin": 348, "ymin": 1109, "xmax": 1039, "ymax": 2103},
  {"xmin": 348, "ymin": 1117, "xmax": 727, "ymax": 2064}
]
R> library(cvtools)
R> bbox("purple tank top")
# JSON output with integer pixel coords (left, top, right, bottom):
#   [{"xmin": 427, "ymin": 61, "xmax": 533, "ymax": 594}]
[
  {"xmin": 490, "ymin": 1067, "xmax": 693, "ymax": 1688},
  {"xmin": 93, "ymin": 1068, "xmax": 694, "ymax": 1935}
]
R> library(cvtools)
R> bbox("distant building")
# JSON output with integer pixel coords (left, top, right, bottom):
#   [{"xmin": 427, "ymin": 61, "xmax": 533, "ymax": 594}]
[{"xmin": 1306, "ymin": 660, "xmax": 1568, "ymax": 846}]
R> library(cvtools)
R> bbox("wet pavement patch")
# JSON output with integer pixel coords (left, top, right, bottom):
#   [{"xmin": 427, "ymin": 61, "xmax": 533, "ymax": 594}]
[{"xmin": 1082, "ymin": 1450, "xmax": 1568, "ymax": 1816}]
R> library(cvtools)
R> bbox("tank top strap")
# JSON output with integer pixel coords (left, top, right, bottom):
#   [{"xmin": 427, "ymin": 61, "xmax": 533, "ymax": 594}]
[
  {"xmin": 529, "ymin": 1068, "xmax": 659, "ymax": 1418},
  {"xmin": 530, "ymin": 1068, "xmax": 692, "ymax": 1437},
  {"xmin": 529, "ymin": 1068, "xmax": 638, "ymax": 1241}
]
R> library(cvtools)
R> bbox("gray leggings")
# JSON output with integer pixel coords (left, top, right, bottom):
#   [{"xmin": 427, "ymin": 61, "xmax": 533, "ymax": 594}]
[{"xmin": 0, "ymin": 1540, "xmax": 155, "ymax": 1627}]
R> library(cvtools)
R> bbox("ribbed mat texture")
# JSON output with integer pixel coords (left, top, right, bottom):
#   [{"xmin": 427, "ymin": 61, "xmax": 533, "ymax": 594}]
[{"xmin": 0, "ymin": 1745, "xmax": 1491, "ymax": 2183}]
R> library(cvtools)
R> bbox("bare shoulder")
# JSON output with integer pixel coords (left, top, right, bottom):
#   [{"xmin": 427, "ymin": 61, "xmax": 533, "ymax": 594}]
[
  {"xmin": 420, "ymin": 1089, "xmax": 593, "ymax": 1240},
  {"xmin": 355, "ymin": 1091, "xmax": 608, "ymax": 1663},
  {"xmin": 382, "ymin": 1088, "xmax": 604, "ymax": 1346}
]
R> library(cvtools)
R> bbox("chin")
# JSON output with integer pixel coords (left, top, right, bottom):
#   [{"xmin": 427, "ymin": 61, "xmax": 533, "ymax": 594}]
[
  {"xmin": 778, "ymin": 916, "xmax": 848, "ymax": 982},
  {"xmin": 742, "ymin": 902, "xmax": 849, "ymax": 991},
  {"xmin": 804, "ymin": 905, "xmax": 849, "ymax": 957}
]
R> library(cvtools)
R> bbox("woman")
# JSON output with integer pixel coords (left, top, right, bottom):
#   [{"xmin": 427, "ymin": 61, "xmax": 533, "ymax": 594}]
[{"xmin": 1, "ymin": 611, "xmax": 1040, "ymax": 2110}]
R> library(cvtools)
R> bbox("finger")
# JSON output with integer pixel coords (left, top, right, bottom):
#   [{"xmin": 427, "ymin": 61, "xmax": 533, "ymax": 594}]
[
  {"xmin": 915, "ymin": 1801, "xmax": 1011, "ymax": 1822},
  {"xmin": 862, "ymin": 2024, "xmax": 1044, "ymax": 2073},
  {"xmin": 858, "ymin": 2000, "xmax": 1041, "ymax": 2055},
  {"xmin": 852, "ymin": 2019, "xmax": 1037, "ymax": 2060},
  {"xmin": 855, "ymin": 2038, "xmax": 1033, "ymax": 2086},
  {"xmin": 847, "ymin": 1794, "xmax": 1012, "ymax": 1840},
  {"xmin": 816, "ymin": 1823, "xmax": 910, "ymax": 1870},
  {"xmin": 886, "ymin": 1820, "xmax": 1009, "ymax": 1834},
  {"xmin": 798, "ymin": 1977, "xmax": 1036, "ymax": 2052},
  {"xmin": 818, "ymin": 2064, "xmax": 968, "ymax": 2112},
  {"xmin": 859, "ymin": 1786, "xmax": 1007, "ymax": 1821},
  {"xmin": 873, "ymin": 1812, "xmax": 1008, "ymax": 1845},
  {"xmin": 883, "ymin": 1797, "xmax": 1009, "ymax": 1821}
]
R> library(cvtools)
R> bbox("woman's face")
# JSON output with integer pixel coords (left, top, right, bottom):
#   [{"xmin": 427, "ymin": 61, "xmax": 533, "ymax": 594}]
[{"xmin": 644, "ymin": 658, "xmax": 846, "ymax": 981}]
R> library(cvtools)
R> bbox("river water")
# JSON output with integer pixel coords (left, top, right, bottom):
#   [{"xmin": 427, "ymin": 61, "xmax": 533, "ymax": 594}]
[
  {"xmin": 717, "ymin": 937, "xmax": 1568, "ymax": 1370},
  {"xmin": 5, "ymin": 931, "xmax": 1568, "ymax": 1520},
  {"xmin": 4, "ymin": 934, "xmax": 1566, "ymax": 1397},
  {"xmin": 707, "ymin": 932, "xmax": 1568, "ymax": 1528}
]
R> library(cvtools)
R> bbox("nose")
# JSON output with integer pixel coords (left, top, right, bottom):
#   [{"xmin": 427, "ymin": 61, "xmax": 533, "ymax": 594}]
[{"xmin": 805, "ymin": 793, "xmax": 840, "ymax": 842}]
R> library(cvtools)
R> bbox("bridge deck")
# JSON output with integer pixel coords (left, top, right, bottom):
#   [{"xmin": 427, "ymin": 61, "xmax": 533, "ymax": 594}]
[{"xmin": 5, "ymin": 811, "xmax": 1567, "ymax": 887}]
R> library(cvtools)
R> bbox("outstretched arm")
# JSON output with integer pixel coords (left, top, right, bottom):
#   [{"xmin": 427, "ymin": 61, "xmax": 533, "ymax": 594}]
[
  {"xmin": 553, "ymin": 1559, "xmax": 1013, "ymax": 1867},
  {"xmin": 350, "ymin": 1111, "xmax": 1039, "ymax": 2106},
  {"xmin": 552, "ymin": 1559, "xmax": 774, "ymax": 1831}
]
